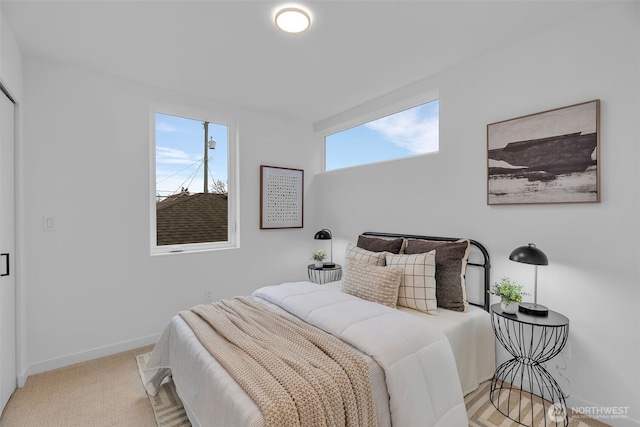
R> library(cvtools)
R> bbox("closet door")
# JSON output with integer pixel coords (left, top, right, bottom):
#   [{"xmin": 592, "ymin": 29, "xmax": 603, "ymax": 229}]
[{"xmin": 0, "ymin": 90, "xmax": 16, "ymax": 411}]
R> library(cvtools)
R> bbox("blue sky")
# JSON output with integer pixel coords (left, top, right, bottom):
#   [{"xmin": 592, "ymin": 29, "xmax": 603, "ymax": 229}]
[
  {"xmin": 155, "ymin": 113, "xmax": 228, "ymax": 198},
  {"xmin": 155, "ymin": 99, "xmax": 439, "ymax": 196},
  {"xmin": 326, "ymin": 99, "xmax": 439, "ymax": 170}
]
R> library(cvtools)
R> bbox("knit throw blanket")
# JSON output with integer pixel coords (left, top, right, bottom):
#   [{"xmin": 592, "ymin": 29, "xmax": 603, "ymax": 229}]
[{"xmin": 179, "ymin": 297, "xmax": 378, "ymax": 427}]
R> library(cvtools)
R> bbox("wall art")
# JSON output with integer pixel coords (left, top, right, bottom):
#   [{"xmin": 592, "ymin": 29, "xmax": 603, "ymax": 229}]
[
  {"xmin": 487, "ymin": 99, "xmax": 600, "ymax": 205},
  {"xmin": 260, "ymin": 165, "xmax": 304, "ymax": 229}
]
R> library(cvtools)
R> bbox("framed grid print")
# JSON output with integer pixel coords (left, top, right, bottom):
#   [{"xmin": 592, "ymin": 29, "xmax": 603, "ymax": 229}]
[
  {"xmin": 260, "ymin": 165, "xmax": 304, "ymax": 229},
  {"xmin": 487, "ymin": 99, "xmax": 600, "ymax": 205}
]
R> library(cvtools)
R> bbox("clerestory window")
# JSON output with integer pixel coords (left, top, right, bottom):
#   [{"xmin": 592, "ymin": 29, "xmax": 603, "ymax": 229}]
[{"xmin": 324, "ymin": 99, "xmax": 439, "ymax": 171}]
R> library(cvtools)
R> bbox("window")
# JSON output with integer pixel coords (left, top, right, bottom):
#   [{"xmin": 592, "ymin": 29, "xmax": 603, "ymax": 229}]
[
  {"xmin": 151, "ymin": 107, "xmax": 237, "ymax": 254},
  {"xmin": 325, "ymin": 99, "xmax": 439, "ymax": 171}
]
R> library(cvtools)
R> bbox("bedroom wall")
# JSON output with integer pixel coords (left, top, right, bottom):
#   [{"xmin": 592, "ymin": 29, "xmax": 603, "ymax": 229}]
[
  {"xmin": 18, "ymin": 56, "xmax": 317, "ymax": 381},
  {"xmin": 0, "ymin": 10, "xmax": 22, "ymax": 102},
  {"xmin": 313, "ymin": 3, "xmax": 639, "ymax": 426}
]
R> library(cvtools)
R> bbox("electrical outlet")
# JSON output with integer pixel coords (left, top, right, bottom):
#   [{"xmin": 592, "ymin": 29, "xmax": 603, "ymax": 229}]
[{"xmin": 204, "ymin": 290, "xmax": 215, "ymax": 302}]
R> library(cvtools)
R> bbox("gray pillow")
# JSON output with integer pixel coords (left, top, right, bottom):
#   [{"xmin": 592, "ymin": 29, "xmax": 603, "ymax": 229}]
[
  {"xmin": 405, "ymin": 239, "xmax": 470, "ymax": 312},
  {"xmin": 357, "ymin": 235, "xmax": 404, "ymax": 254}
]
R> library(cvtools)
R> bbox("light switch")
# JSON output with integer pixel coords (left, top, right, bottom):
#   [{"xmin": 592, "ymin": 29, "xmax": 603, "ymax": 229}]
[{"xmin": 43, "ymin": 216, "xmax": 55, "ymax": 231}]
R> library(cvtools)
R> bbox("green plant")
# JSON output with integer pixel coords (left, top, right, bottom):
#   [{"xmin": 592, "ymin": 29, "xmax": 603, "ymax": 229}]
[
  {"xmin": 311, "ymin": 249, "xmax": 326, "ymax": 261},
  {"xmin": 489, "ymin": 277, "xmax": 527, "ymax": 303}
]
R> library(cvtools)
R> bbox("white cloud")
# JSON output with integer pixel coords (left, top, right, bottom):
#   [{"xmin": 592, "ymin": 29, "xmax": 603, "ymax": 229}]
[
  {"xmin": 365, "ymin": 108, "xmax": 439, "ymax": 154},
  {"xmin": 156, "ymin": 121, "xmax": 179, "ymax": 133},
  {"xmin": 156, "ymin": 146, "xmax": 199, "ymax": 165}
]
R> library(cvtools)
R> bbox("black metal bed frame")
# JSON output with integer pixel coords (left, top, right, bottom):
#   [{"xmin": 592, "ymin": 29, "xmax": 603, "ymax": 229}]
[{"xmin": 362, "ymin": 232, "xmax": 492, "ymax": 312}]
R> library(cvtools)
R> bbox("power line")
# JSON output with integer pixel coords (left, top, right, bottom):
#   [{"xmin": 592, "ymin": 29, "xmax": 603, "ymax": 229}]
[
  {"xmin": 179, "ymin": 159, "xmax": 203, "ymax": 193},
  {"xmin": 156, "ymin": 157, "xmax": 205, "ymax": 185}
]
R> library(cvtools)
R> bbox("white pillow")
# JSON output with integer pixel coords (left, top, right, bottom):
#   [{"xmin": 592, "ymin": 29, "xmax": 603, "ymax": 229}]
[{"xmin": 386, "ymin": 251, "xmax": 437, "ymax": 315}]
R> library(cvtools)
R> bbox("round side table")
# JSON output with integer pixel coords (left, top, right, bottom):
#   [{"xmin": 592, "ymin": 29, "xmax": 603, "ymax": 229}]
[
  {"xmin": 307, "ymin": 264, "xmax": 342, "ymax": 284},
  {"xmin": 490, "ymin": 304, "xmax": 570, "ymax": 426}
]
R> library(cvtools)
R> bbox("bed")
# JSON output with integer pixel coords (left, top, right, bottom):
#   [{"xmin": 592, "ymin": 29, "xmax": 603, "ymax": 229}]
[{"xmin": 143, "ymin": 232, "xmax": 495, "ymax": 427}]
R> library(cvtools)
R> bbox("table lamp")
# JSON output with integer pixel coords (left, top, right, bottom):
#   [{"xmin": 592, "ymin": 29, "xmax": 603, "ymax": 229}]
[
  {"xmin": 509, "ymin": 243, "xmax": 549, "ymax": 316},
  {"xmin": 314, "ymin": 229, "xmax": 335, "ymax": 268}
]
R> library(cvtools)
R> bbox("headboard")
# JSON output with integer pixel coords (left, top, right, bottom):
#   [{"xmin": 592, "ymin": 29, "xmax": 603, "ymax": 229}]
[{"xmin": 361, "ymin": 232, "xmax": 491, "ymax": 312}]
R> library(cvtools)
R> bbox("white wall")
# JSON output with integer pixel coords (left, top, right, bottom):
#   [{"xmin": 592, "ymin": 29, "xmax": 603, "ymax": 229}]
[
  {"xmin": 0, "ymin": 10, "xmax": 22, "ymax": 102},
  {"xmin": 314, "ymin": 3, "xmax": 639, "ymax": 426},
  {"xmin": 18, "ymin": 56, "xmax": 319, "ymax": 380}
]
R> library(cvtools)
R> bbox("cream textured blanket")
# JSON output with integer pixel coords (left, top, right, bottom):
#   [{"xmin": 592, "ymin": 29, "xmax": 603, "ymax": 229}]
[{"xmin": 178, "ymin": 296, "xmax": 377, "ymax": 427}]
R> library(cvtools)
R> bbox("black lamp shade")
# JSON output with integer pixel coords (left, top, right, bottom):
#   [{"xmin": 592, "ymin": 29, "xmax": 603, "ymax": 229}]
[
  {"xmin": 314, "ymin": 229, "xmax": 332, "ymax": 240},
  {"xmin": 509, "ymin": 243, "xmax": 548, "ymax": 266}
]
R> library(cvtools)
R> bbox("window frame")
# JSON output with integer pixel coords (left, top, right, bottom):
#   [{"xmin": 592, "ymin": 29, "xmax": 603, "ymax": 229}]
[
  {"xmin": 316, "ymin": 90, "xmax": 439, "ymax": 172},
  {"xmin": 149, "ymin": 103, "xmax": 239, "ymax": 255}
]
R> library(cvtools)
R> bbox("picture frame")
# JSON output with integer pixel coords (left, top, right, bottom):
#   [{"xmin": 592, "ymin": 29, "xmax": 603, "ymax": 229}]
[
  {"xmin": 487, "ymin": 99, "xmax": 600, "ymax": 205},
  {"xmin": 260, "ymin": 165, "xmax": 304, "ymax": 229}
]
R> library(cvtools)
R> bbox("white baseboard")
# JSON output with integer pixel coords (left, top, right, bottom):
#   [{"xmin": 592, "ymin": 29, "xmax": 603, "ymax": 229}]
[{"xmin": 17, "ymin": 333, "xmax": 160, "ymax": 388}]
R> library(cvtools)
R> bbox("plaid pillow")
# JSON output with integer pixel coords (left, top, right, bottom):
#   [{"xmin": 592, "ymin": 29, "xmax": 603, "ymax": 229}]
[
  {"xmin": 386, "ymin": 251, "xmax": 437, "ymax": 315},
  {"xmin": 343, "ymin": 243, "xmax": 387, "ymax": 276}
]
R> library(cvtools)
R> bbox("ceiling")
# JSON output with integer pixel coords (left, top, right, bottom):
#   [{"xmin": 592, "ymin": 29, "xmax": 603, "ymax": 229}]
[{"xmin": 2, "ymin": 1, "xmax": 598, "ymax": 124}]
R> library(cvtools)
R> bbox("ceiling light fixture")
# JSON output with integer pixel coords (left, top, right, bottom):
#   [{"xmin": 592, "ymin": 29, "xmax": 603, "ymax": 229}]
[{"xmin": 275, "ymin": 7, "xmax": 311, "ymax": 33}]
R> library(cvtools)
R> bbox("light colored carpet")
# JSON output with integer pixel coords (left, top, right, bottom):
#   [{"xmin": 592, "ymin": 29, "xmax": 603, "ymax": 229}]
[{"xmin": 0, "ymin": 345, "xmax": 156, "ymax": 427}]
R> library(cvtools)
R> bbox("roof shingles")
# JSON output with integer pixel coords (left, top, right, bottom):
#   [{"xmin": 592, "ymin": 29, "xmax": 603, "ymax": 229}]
[{"xmin": 156, "ymin": 193, "xmax": 228, "ymax": 246}]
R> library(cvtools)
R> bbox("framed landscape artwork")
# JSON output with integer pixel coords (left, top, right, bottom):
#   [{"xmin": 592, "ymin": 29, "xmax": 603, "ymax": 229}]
[
  {"xmin": 487, "ymin": 99, "xmax": 600, "ymax": 205},
  {"xmin": 260, "ymin": 165, "xmax": 304, "ymax": 229}
]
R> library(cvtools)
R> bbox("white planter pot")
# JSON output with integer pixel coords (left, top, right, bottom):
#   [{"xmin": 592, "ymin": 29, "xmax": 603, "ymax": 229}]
[
  {"xmin": 314, "ymin": 260, "xmax": 323, "ymax": 268},
  {"xmin": 501, "ymin": 300, "xmax": 519, "ymax": 314}
]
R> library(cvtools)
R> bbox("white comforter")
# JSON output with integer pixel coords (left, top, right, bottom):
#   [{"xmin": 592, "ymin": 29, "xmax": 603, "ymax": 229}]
[
  {"xmin": 253, "ymin": 282, "xmax": 467, "ymax": 427},
  {"xmin": 146, "ymin": 282, "xmax": 468, "ymax": 426}
]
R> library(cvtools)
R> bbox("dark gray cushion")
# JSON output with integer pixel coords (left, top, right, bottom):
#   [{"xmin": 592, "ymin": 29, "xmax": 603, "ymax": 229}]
[
  {"xmin": 405, "ymin": 239, "xmax": 470, "ymax": 312},
  {"xmin": 357, "ymin": 235, "xmax": 404, "ymax": 254}
]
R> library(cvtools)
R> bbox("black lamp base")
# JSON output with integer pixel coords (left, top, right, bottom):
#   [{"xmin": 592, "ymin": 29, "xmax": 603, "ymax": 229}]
[
  {"xmin": 323, "ymin": 262, "xmax": 336, "ymax": 268},
  {"xmin": 518, "ymin": 302, "xmax": 549, "ymax": 316}
]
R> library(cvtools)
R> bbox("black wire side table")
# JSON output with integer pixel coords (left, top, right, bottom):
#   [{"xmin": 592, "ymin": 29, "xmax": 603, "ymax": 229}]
[
  {"xmin": 490, "ymin": 304, "xmax": 570, "ymax": 427},
  {"xmin": 307, "ymin": 264, "xmax": 342, "ymax": 284}
]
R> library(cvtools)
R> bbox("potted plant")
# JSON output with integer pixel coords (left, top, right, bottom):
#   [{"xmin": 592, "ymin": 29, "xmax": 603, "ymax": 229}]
[
  {"xmin": 311, "ymin": 249, "xmax": 326, "ymax": 268},
  {"xmin": 489, "ymin": 277, "xmax": 527, "ymax": 314}
]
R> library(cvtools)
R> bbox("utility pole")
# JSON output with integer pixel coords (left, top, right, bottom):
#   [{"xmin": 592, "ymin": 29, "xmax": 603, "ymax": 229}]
[{"xmin": 203, "ymin": 121, "xmax": 209, "ymax": 193}]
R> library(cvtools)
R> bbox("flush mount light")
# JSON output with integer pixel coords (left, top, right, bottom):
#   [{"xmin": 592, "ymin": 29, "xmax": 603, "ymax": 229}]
[{"xmin": 275, "ymin": 7, "xmax": 311, "ymax": 33}]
